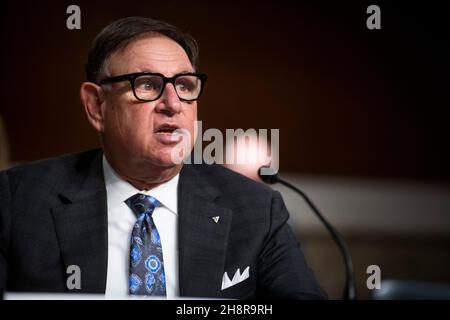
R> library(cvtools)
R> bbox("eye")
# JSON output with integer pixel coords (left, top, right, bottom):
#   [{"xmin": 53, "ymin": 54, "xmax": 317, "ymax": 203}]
[
  {"xmin": 135, "ymin": 76, "xmax": 163, "ymax": 92},
  {"xmin": 176, "ymin": 77, "xmax": 197, "ymax": 92}
]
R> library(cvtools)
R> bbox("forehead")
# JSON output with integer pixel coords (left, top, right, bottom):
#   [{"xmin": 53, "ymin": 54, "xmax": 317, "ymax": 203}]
[{"xmin": 107, "ymin": 35, "xmax": 194, "ymax": 76}]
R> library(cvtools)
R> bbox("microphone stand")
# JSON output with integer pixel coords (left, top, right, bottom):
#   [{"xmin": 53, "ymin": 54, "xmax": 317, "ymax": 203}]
[{"xmin": 259, "ymin": 168, "xmax": 356, "ymax": 300}]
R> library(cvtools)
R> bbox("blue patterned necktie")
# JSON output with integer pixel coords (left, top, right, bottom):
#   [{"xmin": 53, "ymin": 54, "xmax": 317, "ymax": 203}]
[{"xmin": 125, "ymin": 193, "xmax": 166, "ymax": 296}]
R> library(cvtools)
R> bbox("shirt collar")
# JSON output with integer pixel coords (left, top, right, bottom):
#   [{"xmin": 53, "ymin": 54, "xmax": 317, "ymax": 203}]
[{"xmin": 102, "ymin": 155, "xmax": 179, "ymax": 214}]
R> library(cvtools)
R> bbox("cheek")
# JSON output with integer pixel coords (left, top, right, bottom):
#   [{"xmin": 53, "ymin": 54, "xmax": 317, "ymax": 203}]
[
  {"xmin": 107, "ymin": 106, "xmax": 130, "ymax": 139},
  {"xmin": 185, "ymin": 104, "xmax": 197, "ymax": 125},
  {"xmin": 105, "ymin": 103, "xmax": 152, "ymax": 145},
  {"xmin": 185, "ymin": 105, "xmax": 198, "ymax": 141}
]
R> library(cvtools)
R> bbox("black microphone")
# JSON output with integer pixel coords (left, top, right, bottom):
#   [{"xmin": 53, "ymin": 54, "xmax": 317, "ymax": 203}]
[{"xmin": 258, "ymin": 167, "xmax": 356, "ymax": 300}]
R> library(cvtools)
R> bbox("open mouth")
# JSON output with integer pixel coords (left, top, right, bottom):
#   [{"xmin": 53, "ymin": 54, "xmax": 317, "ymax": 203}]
[
  {"xmin": 155, "ymin": 124, "xmax": 180, "ymax": 135},
  {"xmin": 154, "ymin": 124, "xmax": 184, "ymax": 144}
]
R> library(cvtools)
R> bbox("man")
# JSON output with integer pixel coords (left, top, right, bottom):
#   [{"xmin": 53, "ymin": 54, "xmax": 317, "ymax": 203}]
[{"xmin": 0, "ymin": 17, "xmax": 326, "ymax": 299}]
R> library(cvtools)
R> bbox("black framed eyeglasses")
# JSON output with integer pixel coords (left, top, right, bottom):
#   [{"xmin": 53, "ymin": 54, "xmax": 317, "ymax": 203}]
[{"xmin": 99, "ymin": 72, "xmax": 207, "ymax": 102}]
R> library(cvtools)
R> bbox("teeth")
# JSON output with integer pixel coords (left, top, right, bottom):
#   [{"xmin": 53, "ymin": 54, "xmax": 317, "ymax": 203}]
[{"xmin": 156, "ymin": 131, "xmax": 181, "ymax": 135}]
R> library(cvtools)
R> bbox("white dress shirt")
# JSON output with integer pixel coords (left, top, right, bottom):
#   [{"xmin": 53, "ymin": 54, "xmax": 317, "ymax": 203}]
[{"xmin": 103, "ymin": 156, "xmax": 179, "ymax": 298}]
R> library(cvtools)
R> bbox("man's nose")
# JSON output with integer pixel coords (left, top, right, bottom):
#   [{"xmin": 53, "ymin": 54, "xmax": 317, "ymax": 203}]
[{"xmin": 155, "ymin": 83, "xmax": 182, "ymax": 116}]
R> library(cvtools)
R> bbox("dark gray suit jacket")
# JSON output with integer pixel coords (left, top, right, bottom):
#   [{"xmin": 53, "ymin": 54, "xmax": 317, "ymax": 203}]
[{"xmin": 0, "ymin": 149, "xmax": 326, "ymax": 299}]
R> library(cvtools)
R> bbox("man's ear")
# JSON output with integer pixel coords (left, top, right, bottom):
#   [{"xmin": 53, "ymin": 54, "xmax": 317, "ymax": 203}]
[{"xmin": 80, "ymin": 82, "xmax": 106, "ymax": 133}]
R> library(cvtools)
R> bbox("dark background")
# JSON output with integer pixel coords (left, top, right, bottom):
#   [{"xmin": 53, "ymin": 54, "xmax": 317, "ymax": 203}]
[{"xmin": 1, "ymin": 0, "xmax": 449, "ymax": 182}]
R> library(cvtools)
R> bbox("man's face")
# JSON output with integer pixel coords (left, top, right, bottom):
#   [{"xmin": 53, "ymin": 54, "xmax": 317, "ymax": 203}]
[{"xmin": 100, "ymin": 36, "xmax": 197, "ymax": 168}]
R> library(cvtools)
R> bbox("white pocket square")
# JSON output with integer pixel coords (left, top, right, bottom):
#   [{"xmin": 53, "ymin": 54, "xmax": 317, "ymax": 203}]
[{"xmin": 221, "ymin": 266, "xmax": 250, "ymax": 290}]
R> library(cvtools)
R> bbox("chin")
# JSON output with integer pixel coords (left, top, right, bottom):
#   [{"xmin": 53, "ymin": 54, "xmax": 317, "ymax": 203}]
[
  {"xmin": 155, "ymin": 159, "xmax": 179, "ymax": 168},
  {"xmin": 149, "ymin": 151, "xmax": 181, "ymax": 168}
]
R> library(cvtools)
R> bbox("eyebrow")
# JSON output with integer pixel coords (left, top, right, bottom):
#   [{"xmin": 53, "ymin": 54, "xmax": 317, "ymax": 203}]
[
  {"xmin": 137, "ymin": 69, "xmax": 195, "ymax": 76},
  {"xmin": 178, "ymin": 70, "xmax": 195, "ymax": 74}
]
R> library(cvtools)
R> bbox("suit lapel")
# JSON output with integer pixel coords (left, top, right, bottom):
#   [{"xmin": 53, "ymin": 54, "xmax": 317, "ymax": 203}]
[
  {"xmin": 178, "ymin": 164, "xmax": 232, "ymax": 298},
  {"xmin": 49, "ymin": 153, "xmax": 231, "ymax": 295},
  {"xmin": 50, "ymin": 150, "xmax": 108, "ymax": 293}
]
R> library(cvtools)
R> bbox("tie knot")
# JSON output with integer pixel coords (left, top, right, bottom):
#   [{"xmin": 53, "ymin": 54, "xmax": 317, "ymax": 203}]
[{"xmin": 125, "ymin": 193, "xmax": 159, "ymax": 217}]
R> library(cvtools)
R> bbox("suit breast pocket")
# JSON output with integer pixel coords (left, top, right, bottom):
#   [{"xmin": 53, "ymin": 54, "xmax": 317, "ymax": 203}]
[{"xmin": 220, "ymin": 266, "xmax": 255, "ymax": 299}]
